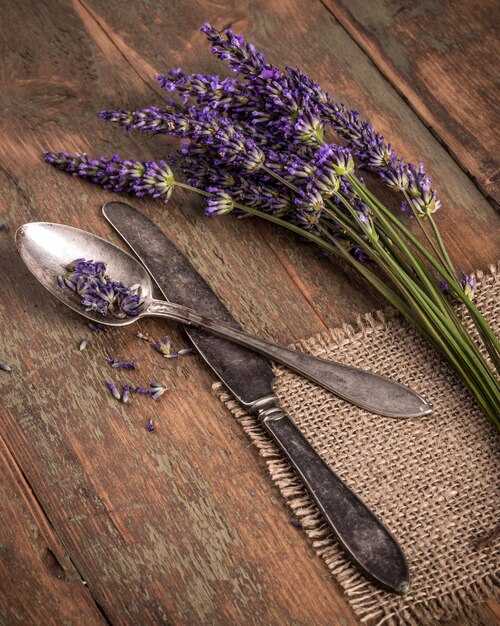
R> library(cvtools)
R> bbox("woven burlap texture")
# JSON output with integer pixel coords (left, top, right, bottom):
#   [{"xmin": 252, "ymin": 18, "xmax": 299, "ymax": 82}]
[{"xmin": 214, "ymin": 264, "xmax": 499, "ymax": 626}]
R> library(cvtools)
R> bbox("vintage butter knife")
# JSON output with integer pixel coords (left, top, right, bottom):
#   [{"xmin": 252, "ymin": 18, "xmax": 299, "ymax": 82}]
[{"xmin": 103, "ymin": 200, "xmax": 410, "ymax": 593}]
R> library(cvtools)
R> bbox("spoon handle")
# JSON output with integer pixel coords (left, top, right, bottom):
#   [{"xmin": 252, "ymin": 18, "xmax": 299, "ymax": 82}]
[{"xmin": 146, "ymin": 299, "xmax": 430, "ymax": 418}]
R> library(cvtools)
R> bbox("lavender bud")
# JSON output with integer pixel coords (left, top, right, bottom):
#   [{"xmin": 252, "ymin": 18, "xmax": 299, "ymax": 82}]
[
  {"xmin": 0, "ymin": 362, "xmax": 12, "ymax": 372},
  {"xmin": 122, "ymin": 385, "xmax": 131, "ymax": 403},
  {"xmin": 79, "ymin": 336, "xmax": 90, "ymax": 351},
  {"xmin": 136, "ymin": 332, "xmax": 150, "ymax": 341},
  {"xmin": 151, "ymin": 387, "xmax": 166, "ymax": 400},
  {"xmin": 107, "ymin": 381, "xmax": 121, "ymax": 400},
  {"xmin": 177, "ymin": 348, "xmax": 193, "ymax": 356},
  {"xmin": 147, "ymin": 419, "xmax": 155, "ymax": 432},
  {"xmin": 57, "ymin": 275, "xmax": 65, "ymax": 288},
  {"xmin": 135, "ymin": 387, "xmax": 153, "ymax": 394},
  {"xmin": 111, "ymin": 360, "xmax": 136, "ymax": 370}
]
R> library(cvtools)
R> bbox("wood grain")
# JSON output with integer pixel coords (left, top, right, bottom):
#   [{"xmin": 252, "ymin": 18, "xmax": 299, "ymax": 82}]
[
  {"xmin": 0, "ymin": 0, "xmax": 498, "ymax": 624},
  {"xmin": 0, "ymin": 434, "xmax": 107, "ymax": 626},
  {"xmin": 320, "ymin": 0, "xmax": 500, "ymax": 204}
]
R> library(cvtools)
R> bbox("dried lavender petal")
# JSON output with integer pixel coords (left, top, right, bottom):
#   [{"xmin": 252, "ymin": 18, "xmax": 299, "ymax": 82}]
[
  {"xmin": 79, "ymin": 336, "xmax": 90, "ymax": 351},
  {"xmin": 57, "ymin": 257, "xmax": 144, "ymax": 318},
  {"xmin": 177, "ymin": 348, "xmax": 193, "ymax": 355},
  {"xmin": 0, "ymin": 362, "xmax": 12, "ymax": 371},
  {"xmin": 135, "ymin": 387, "xmax": 153, "ymax": 394},
  {"xmin": 151, "ymin": 388, "xmax": 166, "ymax": 400},
  {"xmin": 107, "ymin": 381, "xmax": 121, "ymax": 400},
  {"xmin": 290, "ymin": 518, "xmax": 301, "ymax": 528},
  {"xmin": 152, "ymin": 335, "xmax": 171, "ymax": 356},
  {"xmin": 136, "ymin": 332, "xmax": 150, "ymax": 341},
  {"xmin": 111, "ymin": 361, "xmax": 136, "ymax": 370},
  {"xmin": 122, "ymin": 385, "xmax": 131, "ymax": 403},
  {"xmin": 164, "ymin": 353, "xmax": 179, "ymax": 359},
  {"xmin": 149, "ymin": 381, "xmax": 163, "ymax": 388},
  {"xmin": 147, "ymin": 419, "xmax": 155, "ymax": 432}
]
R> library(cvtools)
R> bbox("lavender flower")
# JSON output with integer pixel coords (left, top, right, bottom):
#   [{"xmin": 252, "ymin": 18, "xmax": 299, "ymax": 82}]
[
  {"xmin": 110, "ymin": 360, "xmax": 136, "ymax": 370},
  {"xmin": 135, "ymin": 387, "xmax": 153, "ymax": 394},
  {"xmin": 122, "ymin": 385, "xmax": 131, "ymax": 403},
  {"xmin": 42, "ymin": 23, "xmax": 500, "ymax": 428},
  {"xmin": 152, "ymin": 336, "xmax": 171, "ymax": 356},
  {"xmin": 88, "ymin": 322, "xmax": 110, "ymax": 333},
  {"xmin": 204, "ymin": 190, "xmax": 234, "ymax": 216},
  {"xmin": 460, "ymin": 271, "xmax": 475, "ymax": 300},
  {"xmin": 58, "ymin": 258, "xmax": 144, "ymax": 318},
  {"xmin": 44, "ymin": 152, "xmax": 175, "ymax": 203},
  {"xmin": 107, "ymin": 381, "xmax": 121, "ymax": 400}
]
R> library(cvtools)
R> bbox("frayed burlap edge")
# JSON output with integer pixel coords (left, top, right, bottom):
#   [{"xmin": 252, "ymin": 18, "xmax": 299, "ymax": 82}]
[{"xmin": 212, "ymin": 262, "xmax": 499, "ymax": 626}]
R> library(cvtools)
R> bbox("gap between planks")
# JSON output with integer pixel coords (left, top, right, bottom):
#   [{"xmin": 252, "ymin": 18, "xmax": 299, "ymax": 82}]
[{"xmin": 318, "ymin": 0, "xmax": 499, "ymax": 211}]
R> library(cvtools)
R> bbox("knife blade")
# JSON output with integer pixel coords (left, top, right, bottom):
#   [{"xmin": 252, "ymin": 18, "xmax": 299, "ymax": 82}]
[{"xmin": 103, "ymin": 200, "xmax": 410, "ymax": 594}]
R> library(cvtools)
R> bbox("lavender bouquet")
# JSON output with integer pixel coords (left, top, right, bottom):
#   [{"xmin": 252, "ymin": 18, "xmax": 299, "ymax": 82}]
[{"xmin": 45, "ymin": 24, "xmax": 500, "ymax": 427}]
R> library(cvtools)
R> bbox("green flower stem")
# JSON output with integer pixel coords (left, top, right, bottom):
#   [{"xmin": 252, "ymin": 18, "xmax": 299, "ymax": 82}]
[
  {"xmin": 319, "ymin": 223, "xmax": 498, "ymax": 424},
  {"xmin": 176, "ymin": 179, "xmax": 499, "ymax": 426},
  {"xmin": 347, "ymin": 178, "xmax": 451, "ymax": 317},
  {"xmin": 428, "ymin": 213, "xmax": 457, "ymax": 278},
  {"xmin": 324, "ymin": 183, "xmax": 499, "ymax": 412},
  {"xmin": 261, "ymin": 165, "xmax": 299, "ymax": 193},
  {"xmin": 346, "ymin": 176, "xmax": 499, "ymax": 416},
  {"xmin": 402, "ymin": 190, "xmax": 446, "ymax": 264},
  {"xmin": 348, "ymin": 175, "xmax": 500, "ymax": 366}
]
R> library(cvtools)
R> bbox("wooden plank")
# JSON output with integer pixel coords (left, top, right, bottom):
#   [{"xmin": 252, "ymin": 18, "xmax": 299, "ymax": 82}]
[
  {"xmin": 0, "ymin": 0, "xmax": 498, "ymax": 625},
  {"xmin": 0, "ymin": 434, "xmax": 108, "ymax": 626},
  {"xmin": 321, "ymin": 0, "xmax": 500, "ymax": 204}
]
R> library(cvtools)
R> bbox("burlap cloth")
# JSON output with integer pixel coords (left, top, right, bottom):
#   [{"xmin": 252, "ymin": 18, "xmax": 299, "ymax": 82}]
[{"xmin": 214, "ymin": 264, "xmax": 499, "ymax": 625}]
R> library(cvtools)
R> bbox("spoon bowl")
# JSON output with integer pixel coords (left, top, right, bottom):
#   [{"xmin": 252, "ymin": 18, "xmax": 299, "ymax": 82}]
[{"xmin": 16, "ymin": 222, "xmax": 155, "ymax": 327}]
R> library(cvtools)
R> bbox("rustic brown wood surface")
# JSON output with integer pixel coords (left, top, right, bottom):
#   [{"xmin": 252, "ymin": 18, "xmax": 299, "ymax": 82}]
[
  {"xmin": 0, "ymin": 1, "xmax": 498, "ymax": 625},
  {"xmin": 320, "ymin": 0, "xmax": 500, "ymax": 205}
]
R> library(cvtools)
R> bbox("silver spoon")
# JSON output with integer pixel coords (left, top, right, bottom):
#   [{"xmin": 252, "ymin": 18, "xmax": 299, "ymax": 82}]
[{"xmin": 16, "ymin": 221, "xmax": 432, "ymax": 418}]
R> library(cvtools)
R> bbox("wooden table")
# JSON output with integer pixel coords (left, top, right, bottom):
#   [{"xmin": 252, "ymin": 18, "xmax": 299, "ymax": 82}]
[{"xmin": 1, "ymin": 1, "xmax": 498, "ymax": 624}]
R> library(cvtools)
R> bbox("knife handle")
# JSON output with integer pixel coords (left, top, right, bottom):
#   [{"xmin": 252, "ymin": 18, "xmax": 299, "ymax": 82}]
[
  {"xmin": 147, "ymin": 299, "xmax": 431, "ymax": 419},
  {"xmin": 258, "ymin": 405, "xmax": 409, "ymax": 594}
]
